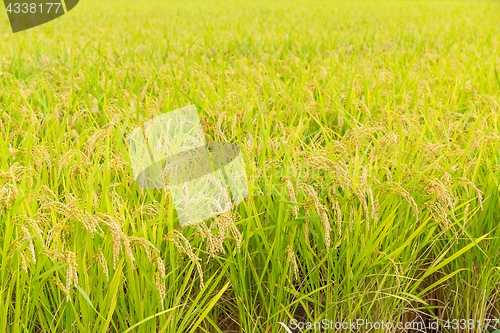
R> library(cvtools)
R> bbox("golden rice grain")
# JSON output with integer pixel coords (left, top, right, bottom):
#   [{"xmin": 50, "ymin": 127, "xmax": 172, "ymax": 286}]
[
  {"xmin": 286, "ymin": 245, "xmax": 299, "ymax": 281},
  {"xmin": 284, "ymin": 178, "xmax": 299, "ymax": 219},
  {"xmin": 166, "ymin": 229, "xmax": 204, "ymax": 288}
]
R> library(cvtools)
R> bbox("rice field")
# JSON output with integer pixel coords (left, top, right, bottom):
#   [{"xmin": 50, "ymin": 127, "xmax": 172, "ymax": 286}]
[{"xmin": 1, "ymin": 0, "xmax": 500, "ymax": 332}]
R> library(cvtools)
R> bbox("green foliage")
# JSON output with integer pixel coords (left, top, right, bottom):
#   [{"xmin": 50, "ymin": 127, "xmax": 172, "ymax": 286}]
[{"xmin": 0, "ymin": 0, "xmax": 499, "ymax": 332}]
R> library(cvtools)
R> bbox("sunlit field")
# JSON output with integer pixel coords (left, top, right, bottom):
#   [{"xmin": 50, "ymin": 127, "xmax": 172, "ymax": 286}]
[{"xmin": 1, "ymin": 0, "xmax": 500, "ymax": 332}]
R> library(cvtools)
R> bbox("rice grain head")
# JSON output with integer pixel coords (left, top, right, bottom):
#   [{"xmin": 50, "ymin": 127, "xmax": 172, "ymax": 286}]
[
  {"xmin": 166, "ymin": 229, "xmax": 204, "ymax": 288},
  {"xmin": 286, "ymin": 245, "xmax": 299, "ymax": 281}
]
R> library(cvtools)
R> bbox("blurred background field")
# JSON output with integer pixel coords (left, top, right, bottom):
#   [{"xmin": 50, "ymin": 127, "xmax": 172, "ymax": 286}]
[{"xmin": 1, "ymin": 0, "xmax": 500, "ymax": 332}]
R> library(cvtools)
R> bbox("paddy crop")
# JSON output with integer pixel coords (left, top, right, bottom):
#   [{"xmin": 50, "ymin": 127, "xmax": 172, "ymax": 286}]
[{"xmin": 0, "ymin": 0, "xmax": 500, "ymax": 332}]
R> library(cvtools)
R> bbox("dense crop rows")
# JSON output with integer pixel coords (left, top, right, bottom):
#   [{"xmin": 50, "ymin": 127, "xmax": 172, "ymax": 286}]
[{"xmin": 0, "ymin": 0, "xmax": 499, "ymax": 332}]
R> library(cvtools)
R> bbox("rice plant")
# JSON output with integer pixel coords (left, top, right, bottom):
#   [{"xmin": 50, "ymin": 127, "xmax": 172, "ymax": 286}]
[{"xmin": 0, "ymin": 0, "xmax": 499, "ymax": 332}]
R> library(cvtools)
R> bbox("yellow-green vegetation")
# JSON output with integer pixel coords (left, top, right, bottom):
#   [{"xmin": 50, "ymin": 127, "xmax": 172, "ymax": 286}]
[{"xmin": 1, "ymin": 0, "xmax": 499, "ymax": 332}]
